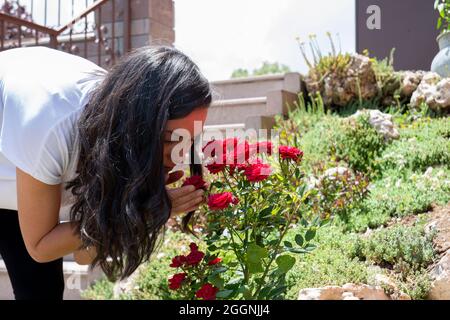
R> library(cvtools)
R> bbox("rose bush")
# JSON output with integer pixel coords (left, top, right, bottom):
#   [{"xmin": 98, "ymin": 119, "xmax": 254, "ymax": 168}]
[{"xmin": 168, "ymin": 138, "xmax": 323, "ymax": 300}]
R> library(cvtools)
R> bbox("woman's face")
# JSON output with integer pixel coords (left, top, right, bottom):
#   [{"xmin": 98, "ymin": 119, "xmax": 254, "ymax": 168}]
[{"xmin": 163, "ymin": 107, "xmax": 208, "ymax": 173}]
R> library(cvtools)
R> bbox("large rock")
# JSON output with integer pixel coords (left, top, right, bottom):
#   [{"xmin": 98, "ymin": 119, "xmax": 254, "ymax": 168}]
[
  {"xmin": 350, "ymin": 109, "xmax": 400, "ymax": 141},
  {"xmin": 410, "ymin": 72, "xmax": 450, "ymax": 113},
  {"xmin": 305, "ymin": 54, "xmax": 378, "ymax": 107},
  {"xmin": 298, "ymin": 283, "xmax": 409, "ymax": 300},
  {"xmin": 426, "ymin": 204, "xmax": 450, "ymax": 300},
  {"xmin": 400, "ymin": 70, "xmax": 426, "ymax": 98},
  {"xmin": 428, "ymin": 251, "xmax": 450, "ymax": 300}
]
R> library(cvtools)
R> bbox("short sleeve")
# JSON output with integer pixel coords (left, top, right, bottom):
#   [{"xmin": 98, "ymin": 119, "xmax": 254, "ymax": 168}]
[{"xmin": 0, "ymin": 109, "xmax": 78, "ymax": 185}]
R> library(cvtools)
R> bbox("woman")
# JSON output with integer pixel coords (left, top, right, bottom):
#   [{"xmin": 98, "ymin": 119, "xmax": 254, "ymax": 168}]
[{"xmin": 0, "ymin": 45, "xmax": 212, "ymax": 300}]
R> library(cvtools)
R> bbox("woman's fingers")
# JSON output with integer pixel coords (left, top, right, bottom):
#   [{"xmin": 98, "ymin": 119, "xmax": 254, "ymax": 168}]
[
  {"xmin": 167, "ymin": 185, "xmax": 195, "ymax": 199},
  {"xmin": 171, "ymin": 189, "xmax": 204, "ymax": 207}
]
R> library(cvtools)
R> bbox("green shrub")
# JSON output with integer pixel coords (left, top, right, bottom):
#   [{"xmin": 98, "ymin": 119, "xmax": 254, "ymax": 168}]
[
  {"xmin": 284, "ymin": 226, "xmax": 369, "ymax": 299},
  {"xmin": 331, "ymin": 115, "xmax": 386, "ymax": 175},
  {"xmin": 380, "ymin": 118, "xmax": 450, "ymax": 172},
  {"xmin": 353, "ymin": 223, "xmax": 435, "ymax": 272},
  {"xmin": 352, "ymin": 223, "xmax": 436, "ymax": 299},
  {"xmin": 347, "ymin": 168, "xmax": 450, "ymax": 232}
]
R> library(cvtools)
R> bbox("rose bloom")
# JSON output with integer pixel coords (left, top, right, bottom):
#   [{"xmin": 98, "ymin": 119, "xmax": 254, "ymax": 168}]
[
  {"xmin": 243, "ymin": 160, "xmax": 272, "ymax": 182},
  {"xmin": 203, "ymin": 139, "xmax": 250, "ymax": 166},
  {"xmin": 207, "ymin": 192, "xmax": 239, "ymax": 211},
  {"xmin": 170, "ymin": 255, "xmax": 187, "ymax": 268},
  {"xmin": 195, "ymin": 283, "xmax": 219, "ymax": 300},
  {"xmin": 208, "ymin": 257, "xmax": 222, "ymax": 266},
  {"xmin": 189, "ymin": 242, "xmax": 199, "ymax": 252},
  {"xmin": 250, "ymin": 141, "xmax": 273, "ymax": 156},
  {"xmin": 186, "ymin": 249, "xmax": 205, "ymax": 266},
  {"xmin": 168, "ymin": 273, "xmax": 187, "ymax": 290},
  {"xmin": 182, "ymin": 176, "xmax": 207, "ymax": 190},
  {"xmin": 279, "ymin": 146, "xmax": 304, "ymax": 162},
  {"xmin": 205, "ymin": 161, "xmax": 226, "ymax": 174}
]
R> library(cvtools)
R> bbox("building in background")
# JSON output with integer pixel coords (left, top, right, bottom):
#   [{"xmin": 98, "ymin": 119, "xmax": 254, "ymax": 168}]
[
  {"xmin": 0, "ymin": 0, "xmax": 175, "ymax": 69},
  {"xmin": 356, "ymin": 0, "xmax": 440, "ymax": 71}
]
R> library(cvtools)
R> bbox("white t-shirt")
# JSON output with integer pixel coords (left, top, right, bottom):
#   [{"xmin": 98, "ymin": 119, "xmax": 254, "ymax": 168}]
[{"xmin": 0, "ymin": 46, "xmax": 106, "ymax": 219}]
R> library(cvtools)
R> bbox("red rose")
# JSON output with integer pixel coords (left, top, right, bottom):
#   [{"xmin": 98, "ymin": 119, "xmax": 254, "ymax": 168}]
[
  {"xmin": 231, "ymin": 141, "xmax": 250, "ymax": 165},
  {"xmin": 206, "ymin": 161, "xmax": 226, "ymax": 174},
  {"xmin": 195, "ymin": 283, "xmax": 219, "ymax": 300},
  {"xmin": 229, "ymin": 163, "xmax": 247, "ymax": 175},
  {"xmin": 168, "ymin": 273, "xmax": 187, "ymax": 290},
  {"xmin": 170, "ymin": 255, "xmax": 187, "ymax": 268},
  {"xmin": 189, "ymin": 242, "xmax": 199, "ymax": 252},
  {"xmin": 208, "ymin": 257, "xmax": 222, "ymax": 266},
  {"xmin": 182, "ymin": 176, "xmax": 207, "ymax": 190},
  {"xmin": 279, "ymin": 146, "xmax": 304, "ymax": 162},
  {"xmin": 186, "ymin": 250, "xmax": 205, "ymax": 266},
  {"xmin": 251, "ymin": 141, "xmax": 273, "ymax": 156},
  {"xmin": 207, "ymin": 192, "xmax": 239, "ymax": 211},
  {"xmin": 202, "ymin": 140, "xmax": 222, "ymax": 158},
  {"xmin": 243, "ymin": 159, "xmax": 272, "ymax": 182}
]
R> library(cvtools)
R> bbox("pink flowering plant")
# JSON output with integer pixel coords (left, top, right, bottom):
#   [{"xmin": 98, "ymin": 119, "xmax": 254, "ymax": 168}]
[{"xmin": 168, "ymin": 138, "xmax": 323, "ymax": 300}]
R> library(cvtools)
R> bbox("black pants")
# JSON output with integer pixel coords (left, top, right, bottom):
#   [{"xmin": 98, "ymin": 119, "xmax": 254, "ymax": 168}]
[{"xmin": 0, "ymin": 209, "xmax": 64, "ymax": 300}]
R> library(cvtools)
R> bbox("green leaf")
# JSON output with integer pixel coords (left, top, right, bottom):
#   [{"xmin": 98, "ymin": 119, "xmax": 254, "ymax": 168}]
[
  {"xmin": 208, "ymin": 274, "xmax": 224, "ymax": 289},
  {"xmin": 258, "ymin": 286, "xmax": 272, "ymax": 299},
  {"xmin": 248, "ymin": 261, "xmax": 264, "ymax": 274},
  {"xmin": 295, "ymin": 234, "xmax": 304, "ymax": 247},
  {"xmin": 305, "ymin": 229, "xmax": 316, "ymax": 242},
  {"xmin": 283, "ymin": 241, "xmax": 293, "ymax": 248},
  {"xmin": 246, "ymin": 243, "xmax": 268, "ymax": 263},
  {"xmin": 268, "ymin": 285, "xmax": 288, "ymax": 298},
  {"xmin": 287, "ymin": 247, "xmax": 309, "ymax": 254},
  {"xmin": 258, "ymin": 206, "xmax": 274, "ymax": 219},
  {"xmin": 275, "ymin": 255, "xmax": 296, "ymax": 273},
  {"xmin": 216, "ymin": 290, "xmax": 234, "ymax": 299}
]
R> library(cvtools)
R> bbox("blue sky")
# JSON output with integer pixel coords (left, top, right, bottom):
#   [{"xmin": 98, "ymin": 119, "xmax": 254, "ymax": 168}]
[{"xmin": 174, "ymin": 0, "xmax": 356, "ymax": 81}]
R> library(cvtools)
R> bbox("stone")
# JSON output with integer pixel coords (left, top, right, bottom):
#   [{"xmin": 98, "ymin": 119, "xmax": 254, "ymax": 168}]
[
  {"xmin": 350, "ymin": 109, "xmax": 400, "ymax": 141},
  {"xmin": 399, "ymin": 70, "xmax": 425, "ymax": 98},
  {"xmin": 298, "ymin": 283, "xmax": 400, "ymax": 300},
  {"xmin": 410, "ymin": 72, "xmax": 450, "ymax": 113},
  {"xmin": 428, "ymin": 251, "xmax": 450, "ymax": 300},
  {"xmin": 305, "ymin": 54, "xmax": 378, "ymax": 107}
]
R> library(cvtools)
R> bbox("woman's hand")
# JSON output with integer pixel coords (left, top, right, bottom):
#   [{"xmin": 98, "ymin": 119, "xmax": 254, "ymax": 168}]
[{"xmin": 166, "ymin": 171, "xmax": 205, "ymax": 218}]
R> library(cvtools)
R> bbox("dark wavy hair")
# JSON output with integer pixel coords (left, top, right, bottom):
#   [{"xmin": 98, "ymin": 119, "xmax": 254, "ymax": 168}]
[{"xmin": 66, "ymin": 46, "xmax": 212, "ymax": 280}]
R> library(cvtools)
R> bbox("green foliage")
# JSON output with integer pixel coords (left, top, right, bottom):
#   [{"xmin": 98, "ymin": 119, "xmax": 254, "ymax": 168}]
[
  {"xmin": 435, "ymin": 0, "xmax": 450, "ymax": 33},
  {"xmin": 354, "ymin": 223, "xmax": 435, "ymax": 271},
  {"xmin": 331, "ymin": 115, "xmax": 386, "ymax": 175},
  {"xmin": 353, "ymin": 223, "xmax": 435, "ymax": 299},
  {"xmin": 380, "ymin": 117, "xmax": 450, "ymax": 172},
  {"xmin": 231, "ymin": 61, "xmax": 291, "ymax": 79},
  {"xmin": 347, "ymin": 168, "xmax": 450, "ymax": 232},
  {"xmin": 285, "ymin": 226, "xmax": 369, "ymax": 299}
]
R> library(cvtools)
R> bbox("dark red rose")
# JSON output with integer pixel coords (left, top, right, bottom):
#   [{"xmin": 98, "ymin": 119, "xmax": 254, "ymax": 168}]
[
  {"xmin": 170, "ymin": 255, "xmax": 187, "ymax": 268},
  {"xmin": 189, "ymin": 242, "xmax": 199, "ymax": 252},
  {"xmin": 182, "ymin": 176, "xmax": 207, "ymax": 190},
  {"xmin": 207, "ymin": 192, "xmax": 239, "ymax": 211},
  {"xmin": 186, "ymin": 249, "xmax": 205, "ymax": 266},
  {"xmin": 195, "ymin": 283, "xmax": 219, "ymax": 300},
  {"xmin": 202, "ymin": 140, "xmax": 222, "ymax": 158},
  {"xmin": 279, "ymin": 146, "xmax": 304, "ymax": 162},
  {"xmin": 208, "ymin": 257, "xmax": 222, "ymax": 266},
  {"xmin": 243, "ymin": 159, "xmax": 272, "ymax": 182},
  {"xmin": 168, "ymin": 273, "xmax": 187, "ymax": 290},
  {"xmin": 250, "ymin": 141, "xmax": 273, "ymax": 156},
  {"xmin": 206, "ymin": 161, "xmax": 226, "ymax": 174}
]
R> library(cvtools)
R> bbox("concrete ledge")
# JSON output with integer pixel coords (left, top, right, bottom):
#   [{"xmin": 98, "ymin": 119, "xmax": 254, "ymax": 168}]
[{"xmin": 0, "ymin": 258, "xmax": 103, "ymax": 300}]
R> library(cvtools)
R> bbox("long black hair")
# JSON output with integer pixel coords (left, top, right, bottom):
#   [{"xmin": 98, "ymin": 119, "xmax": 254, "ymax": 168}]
[{"xmin": 66, "ymin": 46, "xmax": 212, "ymax": 280}]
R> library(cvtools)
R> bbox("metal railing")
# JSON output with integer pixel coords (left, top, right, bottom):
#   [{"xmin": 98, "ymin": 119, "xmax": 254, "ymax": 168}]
[{"xmin": 0, "ymin": 0, "xmax": 131, "ymax": 68}]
